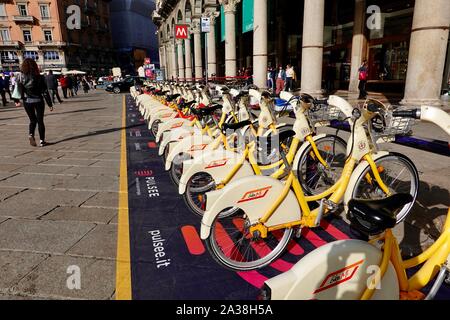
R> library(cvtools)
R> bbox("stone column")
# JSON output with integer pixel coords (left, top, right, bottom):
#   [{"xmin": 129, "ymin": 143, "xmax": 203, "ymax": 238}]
[
  {"xmin": 349, "ymin": 0, "xmax": 367, "ymax": 93},
  {"xmin": 221, "ymin": 0, "xmax": 240, "ymax": 78},
  {"xmin": 177, "ymin": 39, "xmax": 185, "ymax": 81},
  {"xmin": 203, "ymin": 11, "xmax": 219, "ymax": 78},
  {"xmin": 192, "ymin": 19, "xmax": 203, "ymax": 81},
  {"xmin": 184, "ymin": 37, "xmax": 193, "ymax": 82},
  {"xmin": 169, "ymin": 41, "xmax": 178, "ymax": 80},
  {"xmin": 300, "ymin": 0, "xmax": 325, "ymax": 95},
  {"xmin": 401, "ymin": 0, "xmax": 450, "ymax": 105},
  {"xmin": 253, "ymin": 0, "xmax": 268, "ymax": 88},
  {"xmin": 163, "ymin": 43, "xmax": 170, "ymax": 79}
]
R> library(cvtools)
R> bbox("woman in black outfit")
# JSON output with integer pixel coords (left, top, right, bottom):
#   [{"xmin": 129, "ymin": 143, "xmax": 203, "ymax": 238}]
[{"xmin": 14, "ymin": 58, "xmax": 53, "ymax": 147}]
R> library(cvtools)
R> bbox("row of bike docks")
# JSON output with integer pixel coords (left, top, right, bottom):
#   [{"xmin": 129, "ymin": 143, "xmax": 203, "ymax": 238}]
[{"xmin": 128, "ymin": 81, "xmax": 450, "ymax": 300}]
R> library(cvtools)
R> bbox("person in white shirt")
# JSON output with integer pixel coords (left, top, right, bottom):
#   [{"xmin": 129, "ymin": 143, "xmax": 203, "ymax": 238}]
[{"xmin": 285, "ymin": 65, "xmax": 296, "ymax": 92}]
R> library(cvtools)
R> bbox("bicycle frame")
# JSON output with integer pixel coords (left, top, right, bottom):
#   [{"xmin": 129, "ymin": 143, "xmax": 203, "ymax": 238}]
[
  {"xmin": 201, "ymin": 104, "xmax": 393, "ymax": 240},
  {"xmin": 360, "ymin": 209, "xmax": 450, "ymax": 300}
]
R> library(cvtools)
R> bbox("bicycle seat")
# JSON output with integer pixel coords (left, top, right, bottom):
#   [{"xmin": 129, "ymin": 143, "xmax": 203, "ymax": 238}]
[
  {"xmin": 235, "ymin": 90, "xmax": 249, "ymax": 99},
  {"xmin": 347, "ymin": 193, "xmax": 413, "ymax": 235},
  {"xmin": 200, "ymin": 104, "xmax": 223, "ymax": 115},
  {"xmin": 221, "ymin": 120, "xmax": 251, "ymax": 133},
  {"xmin": 257, "ymin": 130, "xmax": 296, "ymax": 150}
]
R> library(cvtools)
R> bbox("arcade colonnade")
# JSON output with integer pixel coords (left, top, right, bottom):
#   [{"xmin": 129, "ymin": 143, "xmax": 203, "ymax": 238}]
[{"xmin": 153, "ymin": 0, "xmax": 450, "ymax": 105}]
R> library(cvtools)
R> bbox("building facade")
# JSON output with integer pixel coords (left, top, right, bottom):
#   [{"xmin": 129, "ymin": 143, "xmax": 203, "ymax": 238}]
[
  {"xmin": 110, "ymin": 0, "xmax": 159, "ymax": 76},
  {"xmin": 153, "ymin": 0, "xmax": 450, "ymax": 105},
  {"xmin": 0, "ymin": 0, "xmax": 115, "ymax": 74}
]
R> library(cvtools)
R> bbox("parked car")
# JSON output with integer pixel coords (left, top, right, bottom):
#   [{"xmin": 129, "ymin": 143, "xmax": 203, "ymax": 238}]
[{"xmin": 105, "ymin": 76, "xmax": 146, "ymax": 94}]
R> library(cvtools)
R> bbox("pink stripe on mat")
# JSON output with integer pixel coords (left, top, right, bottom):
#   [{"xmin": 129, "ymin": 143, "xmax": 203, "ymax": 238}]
[
  {"xmin": 237, "ymin": 271, "xmax": 269, "ymax": 289},
  {"xmin": 320, "ymin": 220, "xmax": 350, "ymax": 240},
  {"xmin": 302, "ymin": 229, "xmax": 327, "ymax": 248}
]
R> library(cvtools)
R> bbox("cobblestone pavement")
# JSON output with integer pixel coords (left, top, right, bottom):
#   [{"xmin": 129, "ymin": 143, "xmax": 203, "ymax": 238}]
[{"xmin": 0, "ymin": 90, "xmax": 122, "ymax": 299}]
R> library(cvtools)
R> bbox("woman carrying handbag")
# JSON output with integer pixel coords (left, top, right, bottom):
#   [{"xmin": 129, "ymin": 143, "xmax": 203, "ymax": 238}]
[{"xmin": 13, "ymin": 58, "xmax": 53, "ymax": 147}]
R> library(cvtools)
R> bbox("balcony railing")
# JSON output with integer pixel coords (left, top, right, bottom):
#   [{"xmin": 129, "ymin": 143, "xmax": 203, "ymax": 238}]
[
  {"xmin": 0, "ymin": 40, "xmax": 23, "ymax": 47},
  {"xmin": 13, "ymin": 15, "xmax": 35, "ymax": 23},
  {"xmin": 36, "ymin": 41, "xmax": 67, "ymax": 47}
]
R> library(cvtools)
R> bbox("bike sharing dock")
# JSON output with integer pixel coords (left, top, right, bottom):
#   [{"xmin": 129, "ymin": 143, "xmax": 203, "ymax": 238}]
[{"xmin": 117, "ymin": 95, "xmax": 450, "ymax": 300}]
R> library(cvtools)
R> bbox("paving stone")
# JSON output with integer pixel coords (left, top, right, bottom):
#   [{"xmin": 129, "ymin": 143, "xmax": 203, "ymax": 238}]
[
  {"xmin": 0, "ymin": 251, "xmax": 48, "ymax": 290},
  {"xmin": 0, "ymin": 219, "xmax": 95, "ymax": 254},
  {"xmin": 0, "ymin": 187, "xmax": 24, "ymax": 202},
  {"xmin": 89, "ymin": 160, "xmax": 121, "ymax": 169},
  {"xmin": 12, "ymin": 165, "xmax": 73, "ymax": 175},
  {"xmin": 38, "ymin": 158, "xmax": 99, "ymax": 167},
  {"xmin": 59, "ymin": 176, "xmax": 119, "ymax": 192},
  {"xmin": 0, "ymin": 173, "xmax": 77, "ymax": 189},
  {"xmin": 11, "ymin": 255, "xmax": 115, "ymax": 300},
  {"xmin": 0, "ymin": 157, "xmax": 40, "ymax": 165},
  {"xmin": 67, "ymin": 225, "xmax": 117, "ymax": 259},
  {"xmin": 61, "ymin": 166, "xmax": 119, "ymax": 177},
  {"xmin": 42, "ymin": 207, "xmax": 117, "ymax": 225},
  {"xmin": 0, "ymin": 164, "xmax": 26, "ymax": 172},
  {"xmin": 0, "ymin": 173, "xmax": 18, "ymax": 181},
  {"xmin": 0, "ymin": 189, "xmax": 96, "ymax": 218},
  {"xmin": 81, "ymin": 192, "xmax": 119, "ymax": 209}
]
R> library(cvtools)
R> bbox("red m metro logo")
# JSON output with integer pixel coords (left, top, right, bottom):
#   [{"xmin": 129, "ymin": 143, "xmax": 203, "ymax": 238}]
[{"xmin": 175, "ymin": 25, "xmax": 189, "ymax": 39}]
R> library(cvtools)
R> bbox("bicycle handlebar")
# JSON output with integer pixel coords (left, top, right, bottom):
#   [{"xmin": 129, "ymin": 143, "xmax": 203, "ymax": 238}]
[{"xmin": 392, "ymin": 109, "xmax": 421, "ymax": 119}]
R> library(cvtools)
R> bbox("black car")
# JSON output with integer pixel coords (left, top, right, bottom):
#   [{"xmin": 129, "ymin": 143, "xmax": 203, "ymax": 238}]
[{"xmin": 105, "ymin": 77, "xmax": 146, "ymax": 94}]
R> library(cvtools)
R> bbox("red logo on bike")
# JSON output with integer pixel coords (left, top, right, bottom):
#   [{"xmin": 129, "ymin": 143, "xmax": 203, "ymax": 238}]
[
  {"xmin": 205, "ymin": 158, "xmax": 229, "ymax": 169},
  {"xmin": 313, "ymin": 259, "xmax": 364, "ymax": 294},
  {"xmin": 189, "ymin": 144, "xmax": 208, "ymax": 152},
  {"xmin": 171, "ymin": 122, "xmax": 185, "ymax": 129},
  {"xmin": 237, "ymin": 186, "xmax": 272, "ymax": 203}
]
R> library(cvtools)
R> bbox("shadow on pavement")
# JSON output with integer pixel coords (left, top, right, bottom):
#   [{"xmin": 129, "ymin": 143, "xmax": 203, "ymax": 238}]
[
  {"xmin": 49, "ymin": 123, "xmax": 141, "ymax": 145},
  {"xmin": 400, "ymin": 181, "xmax": 450, "ymax": 257}
]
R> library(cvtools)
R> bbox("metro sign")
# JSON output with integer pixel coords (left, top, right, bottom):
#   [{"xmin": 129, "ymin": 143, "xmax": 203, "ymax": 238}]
[{"xmin": 175, "ymin": 24, "xmax": 189, "ymax": 39}]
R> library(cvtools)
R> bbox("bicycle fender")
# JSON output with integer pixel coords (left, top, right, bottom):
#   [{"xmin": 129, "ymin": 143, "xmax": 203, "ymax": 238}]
[
  {"xmin": 156, "ymin": 118, "xmax": 193, "ymax": 143},
  {"xmin": 165, "ymin": 134, "xmax": 216, "ymax": 171},
  {"xmin": 200, "ymin": 176, "xmax": 300, "ymax": 239},
  {"xmin": 292, "ymin": 134, "xmax": 327, "ymax": 175},
  {"xmin": 158, "ymin": 126, "xmax": 199, "ymax": 156},
  {"xmin": 265, "ymin": 240, "xmax": 399, "ymax": 300},
  {"xmin": 178, "ymin": 149, "xmax": 254, "ymax": 195}
]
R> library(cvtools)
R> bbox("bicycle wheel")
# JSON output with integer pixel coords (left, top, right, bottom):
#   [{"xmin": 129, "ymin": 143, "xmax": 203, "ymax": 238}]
[
  {"xmin": 184, "ymin": 172, "xmax": 240, "ymax": 218},
  {"xmin": 351, "ymin": 152, "xmax": 419, "ymax": 223},
  {"xmin": 205, "ymin": 211, "xmax": 293, "ymax": 271},
  {"xmin": 151, "ymin": 119, "xmax": 161, "ymax": 137},
  {"xmin": 296, "ymin": 135, "xmax": 347, "ymax": 195},
  {"xmin": 169, "ymin": 153, "xmax": 192, "ymax": 186}
]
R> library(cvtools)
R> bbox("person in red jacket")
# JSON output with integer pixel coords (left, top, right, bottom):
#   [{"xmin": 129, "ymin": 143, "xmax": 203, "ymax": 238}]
[{"xmin": 59, "ymin": 75, "xmax": 68, "ymax": 99}]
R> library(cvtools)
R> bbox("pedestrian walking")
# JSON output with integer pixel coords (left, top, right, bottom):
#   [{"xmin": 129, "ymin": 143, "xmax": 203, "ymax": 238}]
[
  {"xmin": 275, "ymin": 65, "xmax": 286, "ymax": 95},
  {"xmin": 0, "ymin": 75, "xmax": 7, "ymax": 106},
  {"xmin": 3, "ymin": 74, "xmax": 12, "ymax": 100},
  {"xmin": 73, "ymin": 76, "xmax": 79, "ymax": 95},
  {"xmin": 82, "ymin": 77, "xmax": 90, "ymax": 94},
  {"xmin": 67, "ymin": 76, "xmax": 74, "ymax": 97},
  {"xmin": 285, "ymin": 64, "xmax": 296, "ymax": 92},
  {"xmin": 60, "ymin": 75, "xmax": 68, "ymax": 99},
  {"xmin": 13, "ymin": 58, "xmax": 53, "ymax": 147},
  {"xmin": 45, "ymin": 70, "xmax": 63, "ymax": 104},
  {"xmin": 358, "ymin": 60, "xmax": 369, "ymax": 99}
]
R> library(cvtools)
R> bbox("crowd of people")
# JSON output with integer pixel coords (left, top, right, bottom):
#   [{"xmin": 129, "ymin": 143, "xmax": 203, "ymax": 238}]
[
  {"xmin": 267, "ymin": 64, "xmax": 297, "ymax": 95},
  {"xmin": 0, "ymin": 71, "xmax": 97, "ymax": 107}
]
